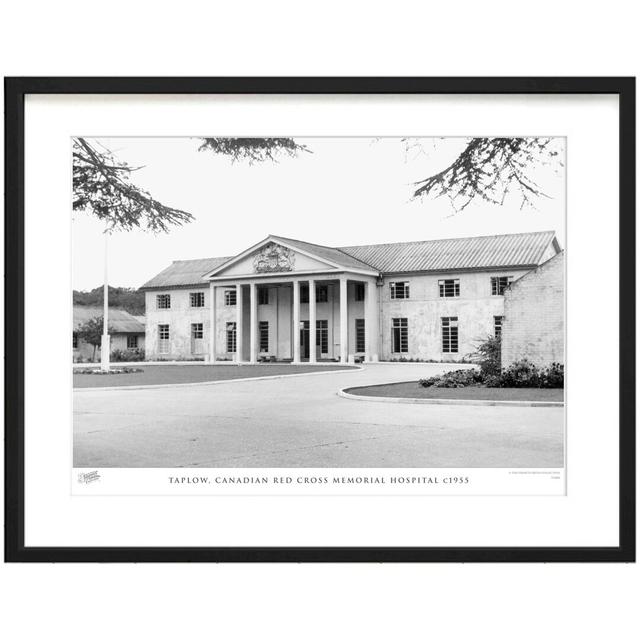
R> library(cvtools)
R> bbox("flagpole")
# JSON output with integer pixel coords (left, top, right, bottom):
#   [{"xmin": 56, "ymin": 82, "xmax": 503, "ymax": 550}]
[{"xmin": 100, "ymin": 229, "xmax": 110, "ymax": 371}]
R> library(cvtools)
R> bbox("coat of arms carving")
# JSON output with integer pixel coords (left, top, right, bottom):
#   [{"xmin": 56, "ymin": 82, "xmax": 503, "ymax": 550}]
[{"xmin": 253, "ymin": 243, "xmax": 295, "ymax": 273}]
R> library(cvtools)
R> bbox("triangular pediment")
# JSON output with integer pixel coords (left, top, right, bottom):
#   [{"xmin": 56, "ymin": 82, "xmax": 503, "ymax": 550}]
[{"xmin": 204, "ymin": 238, "xmax": 341, "ymax": 279}]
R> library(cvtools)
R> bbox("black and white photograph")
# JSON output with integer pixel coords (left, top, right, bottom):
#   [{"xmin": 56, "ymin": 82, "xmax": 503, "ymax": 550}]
[
  {"xmin": 6, "ymin": 76, "xmax": 632, "ymax": 566},
  {"xmin": 72, "ymin": 135, "xmax": 566, "ymax": 483}
]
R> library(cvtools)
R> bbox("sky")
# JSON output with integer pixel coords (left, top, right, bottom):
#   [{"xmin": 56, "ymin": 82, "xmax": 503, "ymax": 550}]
[{"xmin": 72, "ymin": 137, "xmax": 566, "ymax": 291}]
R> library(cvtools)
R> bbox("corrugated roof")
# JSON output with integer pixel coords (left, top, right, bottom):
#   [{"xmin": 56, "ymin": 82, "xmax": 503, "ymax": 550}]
[
  {"xmin": 140, "ymin": 231, "xmax": 558, "ymax": 289},
  {"xmin": 140, "ymin": 256, "xmax": 232, "ymax": 289},
  {"xmin": 339, "ymin": 231, "xmax": 557, "ymax": 273},
  {"xmin": 270, "ymin": 235, "xmax": 377, "ymax": 272},
  {"xmin": 73, "ymin": 306, "xmax": 145, "ymax": 333}
]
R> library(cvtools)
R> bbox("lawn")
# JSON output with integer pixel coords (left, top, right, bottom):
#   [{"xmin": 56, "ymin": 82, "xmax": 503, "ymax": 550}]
[
  {"xmin": 74, "ymin": 364, "xmax": 355, "ymax": 388},
  {"xmin": 344, "ymin": 381, "xmax": 564, "ymax": 403}
]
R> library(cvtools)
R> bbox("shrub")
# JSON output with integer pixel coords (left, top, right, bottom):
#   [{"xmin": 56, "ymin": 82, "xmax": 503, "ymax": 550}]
[
  {"xmin": 466, "ymin": 335, "xmax": 501, "ymax": 378},
  {"xmin": 111, "ymin": 348, "xmax": 145, "ymax": 362},
  {"xmin": 499, "ymin": 359, "xmax": 541, "ymax": 388},
  {"xmin": 418, "ymin": 359, "xmax": 564, "ymax": 390},
  {"xmin": 540, "ymin": 362, "xmax": 564, "ymax": 388},
  {"xmin": 419, "ymin": 368, "xmax": 484, "ymax": 388},
  {"xmin": 497, "ymin": 359, "xmax": 564, "ymax": 388}
]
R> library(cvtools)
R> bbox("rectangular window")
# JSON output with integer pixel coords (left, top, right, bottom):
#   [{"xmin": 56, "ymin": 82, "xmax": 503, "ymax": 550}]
[
  {"xmin": 355, "ymin": 318, "xmax": 366, "ymax": 352},
  {"xmin": 225, "ymin": 290, "xmax": 237, "ymax": 306},
  {"xmin": 438, "ymin": 278, "xmax": 460, "ymax": 297},
  {"xmin": 441, "ymin": 317, "xmax": 459, "ymax": 353},
  {"xmin": 226, "ymin": 322, "xmax": 237, "ymax": 353},
  {"xmin": 355, "ymin": 283, "xmax": 365, "ymax": 302},
  {"xmin": 494, "ymin": 315, "xmax": 504, "ymax": 339},
  {"xmin": 491, "ymin": 276, "xmax": 513, "ymax": 296},
  {"xmin": 127, "ymin": 335, "xmax": 139, "ymax": 350},
  {"xmin": 316, "ymin": 285, "xmax": 328, "ymax": 303},
  {"xmin": 316, "ymin": 319, "xmax": 328, "ymax": 354},
  {"xmin": 191, "ymin": 323, "xmax": 203, "ymax": 340},
  {"xmin": 391, "ymin": 318, "xmax": 408, "ymax": 353},
  {"xmin": 156, "ymin": 294, "xmax": 171, "ymax": 309},
  {"xmin": 72, "ymin": 333, "xmax": 78, "ymax": 349},
  {"xmin": 300, "ymin": 284, "xmax": 329, "ymax": 303},
  {"xmin": 259, "ymin": 321, "xmax": 269, "ymax": 352},
  {"xmin": 258, "ymin": 288, "xmax": 269, "ymax": 305},
  {"xmin": 158, "ymin": 324, "xmax": 170, "ymax": 354},
  {"xmin": 390, "ymin": 281, "xmax": 409, "ymax": 299},
  {"xmin": 190, "ymin": 291, "xmax": 205, "ymax": 307}
]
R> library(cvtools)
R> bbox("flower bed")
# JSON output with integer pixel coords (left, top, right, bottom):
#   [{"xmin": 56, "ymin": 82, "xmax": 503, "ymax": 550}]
[
  {"xmin": 74, "ymin": 367, "xmax": 144, "ymax": 375},
  {"xmin": 419, "ymin": 360, "xmax": 563, "ymax": 389}
]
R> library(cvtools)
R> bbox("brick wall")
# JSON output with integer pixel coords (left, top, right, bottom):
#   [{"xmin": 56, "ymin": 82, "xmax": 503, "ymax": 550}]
[{"xmin": 501, "ymin": 252, "xmax": 564, "ymax": 367}]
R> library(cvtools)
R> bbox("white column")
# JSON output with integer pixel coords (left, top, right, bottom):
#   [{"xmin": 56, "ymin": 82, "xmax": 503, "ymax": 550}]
[
  {"xmin": 308, "ymin": 279, "xmax": 317, "ymax": 364},
  {"xmin": 208, "ymin": 282, "xmax": 216, "ymax": 364},
  {"xmin": 292, "ymin": 280, "xmax": 301, "ymax": 363},
  {"xmin": 340, "ymin": 277, "xmax": 348, "ymax": 363},
  {"xmin": 249, "ymin": 283, "xmax": 258, "ymax": 363},
  {"xmin": 365, "ymin": 279, "xmax": 379, "ymax": 362},
  {"xmin": 235, "ymin": 284, "xmax": 244, "ymax": 363}
]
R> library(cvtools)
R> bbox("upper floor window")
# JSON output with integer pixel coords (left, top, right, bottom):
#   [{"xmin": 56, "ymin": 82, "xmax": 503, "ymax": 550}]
[
  {"xmin": 156, "ymin": 294, "xmax": 171, "ymax": 309},
  {"xmin": 300, "ymin": 284, "xmax": 328, "ymax": 303},
  {"xmin": 491, "ymin": 276, "xmax": 513, "ymax": 296},
  {"xmin": 439, "ymin": 278, "xmax": 460, "ymax": 297},
  {"xmin": 316, "ymin": 285, "xmax": 328, "ymax": 303},
  {"xmin": 190, "ymin": 291, "xmax": 205, "ymax": 307},
  {"xmin": 225, "ymin": 290, "xmax": 237, "ymax": 306},
  {"xmin": 390, "ymin": 281, "xmax": 409, "ymax": 300},
  {"xmin": 258, "ymin": 288, "xmax": 269, "ymax": 305},
  {"xmin": 354, "ymin": 283, "xmax": 365, "ymax": 302}
]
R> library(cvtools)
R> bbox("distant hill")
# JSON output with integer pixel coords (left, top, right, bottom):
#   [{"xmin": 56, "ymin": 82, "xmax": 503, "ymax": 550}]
[{"xmin": 73, "ymin": 286, "xmax": 145, "ymax": 316}]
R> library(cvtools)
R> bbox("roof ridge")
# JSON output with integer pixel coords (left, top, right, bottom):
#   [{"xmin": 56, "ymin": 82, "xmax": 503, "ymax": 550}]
[
  {"xmin": 165, "ymin": 231, "xmax": 556, "ymax": 266},
  {"xmin": 332, "ymin": 245, "xmax": 380, "ymax": 271},
  {"xmin": 268, "ymin": 234, "xmax": 377, "ymax": 271},
  {"xmin": 269, "ymin": 234, "xmax": 335, "ymax": 251},
  {"xmin": 339, "ymin": 229, "xmax": 555, "ymax": 250}
]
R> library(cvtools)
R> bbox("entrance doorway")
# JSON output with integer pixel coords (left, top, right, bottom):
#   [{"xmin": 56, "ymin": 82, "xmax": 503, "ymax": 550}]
[{"xmin": 300, "ymin": 320, "xmax": 310, "ymax": 359}]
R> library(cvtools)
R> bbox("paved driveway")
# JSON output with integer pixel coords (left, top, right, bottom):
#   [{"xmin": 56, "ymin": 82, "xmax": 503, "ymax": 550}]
[{"xmin": 73, "ymin": 363, "xmax": 564, "ymax": 468}]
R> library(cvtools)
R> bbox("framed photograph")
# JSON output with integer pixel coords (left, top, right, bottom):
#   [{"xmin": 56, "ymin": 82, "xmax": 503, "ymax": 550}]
[{"xmin": 4, "ymin": 77, "xmax": 635, "ymax": 562}]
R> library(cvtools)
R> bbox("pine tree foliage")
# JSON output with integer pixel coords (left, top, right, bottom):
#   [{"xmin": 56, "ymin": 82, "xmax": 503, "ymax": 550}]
[
  {"xmin": 198, "ymin": 138, "xmax": 309, "ymax": 163},
  {"xmin": 412, "ymin": 137, "xmax": 562, "ymax": 211}
]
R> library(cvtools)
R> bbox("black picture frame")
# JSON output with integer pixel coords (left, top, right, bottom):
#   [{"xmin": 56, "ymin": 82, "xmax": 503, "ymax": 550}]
[{"xmin": 4, "ymin": 77, "xmax": 636, "ymax": 563}]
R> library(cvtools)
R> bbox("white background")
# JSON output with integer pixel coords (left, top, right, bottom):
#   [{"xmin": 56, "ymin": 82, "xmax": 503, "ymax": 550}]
[
  {"xmin": 1, "ymin": 2, "xmax": 638, "ymax": 639},
  {"xmin": 25, "ymin": 93, "xmax": 606, "ymax": 547}
]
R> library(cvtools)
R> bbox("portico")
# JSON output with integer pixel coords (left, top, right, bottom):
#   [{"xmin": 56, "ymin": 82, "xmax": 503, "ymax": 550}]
[
  {"xmin": 207, "ymin": 274, "xmax": 380, "ymax": 364},
  {"xmin": 202, "ymin": 236, "xmax": 381, "ymax": 364}
]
